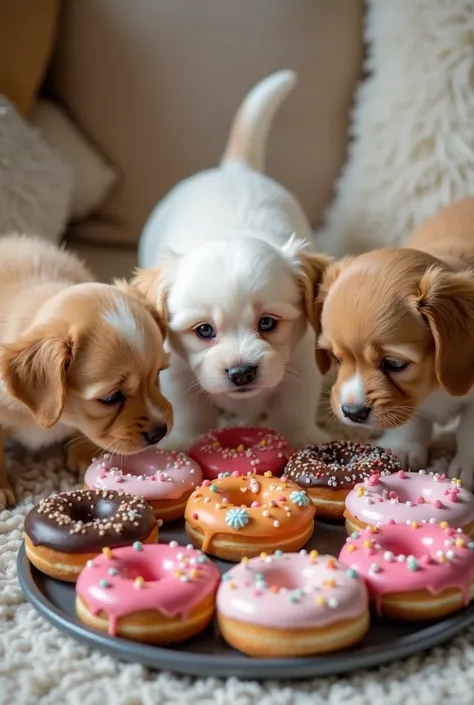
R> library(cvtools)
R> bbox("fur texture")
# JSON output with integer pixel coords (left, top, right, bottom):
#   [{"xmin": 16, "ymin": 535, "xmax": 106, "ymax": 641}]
[
  {"xmin": 317, "ymin": 197, "xmax": 474, "ymax": 486},
  {"xmin": 136, "ymin": 71, "xmax": 330, "ymax": 450},
  {"xmin": 317, "ymin": 0, "xmax": 474, "ymax": 257},
  {"xmin": 0, "ymin": 236, "xmax": 172, "ymax": 509}
]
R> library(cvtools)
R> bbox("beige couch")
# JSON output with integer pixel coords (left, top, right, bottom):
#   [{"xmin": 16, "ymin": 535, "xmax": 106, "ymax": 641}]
[{"xmin": 49, "ymin": 0, "xmax": 364, "ymax": 281}]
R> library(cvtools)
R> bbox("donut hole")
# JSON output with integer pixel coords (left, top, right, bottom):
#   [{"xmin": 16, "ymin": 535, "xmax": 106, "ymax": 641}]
[
  {"xmin": 215, "ymin": 428, "xmax": 261, "ymax": 452},
  {"xmin": 121, "ymin": 557, "xmax": 163, "ymax": 583},
  {"xmin": 386, "ymin": 483, "xmax": 437, "ymax": 504},
  {"xmin": 381, "ymin": 536, "xmax": 430, "ymax": 558},
  {"xmin": 70, "ymin": 498, "xmax": 121, "ymax": 525},
  {"xmin": 259, "ymin": 567, "xmax": 300, "ymax": 590}
]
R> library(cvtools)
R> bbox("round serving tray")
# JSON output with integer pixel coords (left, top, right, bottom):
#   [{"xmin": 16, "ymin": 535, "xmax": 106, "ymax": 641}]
[{"xmin": 17, "ymin": 519, "xmax": 474, "ymax": 679}]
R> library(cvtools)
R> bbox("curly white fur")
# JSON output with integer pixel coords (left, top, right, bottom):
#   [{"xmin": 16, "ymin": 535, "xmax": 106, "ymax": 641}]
[{"xmin": 317, "ymin": 0, "xmax": 474, "ymax": 256}]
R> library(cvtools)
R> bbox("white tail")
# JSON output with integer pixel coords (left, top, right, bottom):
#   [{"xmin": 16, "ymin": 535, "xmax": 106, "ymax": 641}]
[{"xmin": 221, "ymin": 69, "xmax": 297, "ymax": 173}]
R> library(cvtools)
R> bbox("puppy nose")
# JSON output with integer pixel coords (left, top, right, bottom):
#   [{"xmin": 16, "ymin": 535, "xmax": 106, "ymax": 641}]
[
  {"xmin": 341, "ymin": 404, "xmax": 372, "ymax": 424},
  {"xmin": 142, "ymin": 424, "xmax": 168, "ymax": 446},
  {"xmin": 226, "ymin": 364, "xmax": 257, "ymax": 386}
]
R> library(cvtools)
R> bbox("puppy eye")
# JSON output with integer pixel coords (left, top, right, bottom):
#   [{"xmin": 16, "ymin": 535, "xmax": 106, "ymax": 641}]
[
  {"xmin": 380, "ymin": 358, "xmax": 408, "ymax": 373},
  {"xmin": 331, "ymin": 353, "xmax": 342, "ymax": 365},
  {"xmin": 98, "ymin": 390, "xmax": 126, "ymax": 405},
  {"xmin": 194, "ymin": 324, "xmax": 216, "ymax": 340},
  {"xmin": 258, "ymin": 316, "xmax": 278, "ymax": 333}
]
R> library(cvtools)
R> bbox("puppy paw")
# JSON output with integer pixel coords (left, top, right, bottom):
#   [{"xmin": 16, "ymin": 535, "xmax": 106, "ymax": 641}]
[
  {"xmin": 0, "ymin": 481, "xmax": 15, "ymax": 510},
  {"xmin": 375, "ymin": 437, "xmax": 428, "ymax": 471},
  {"xmin": 447, "ymin": 455, "xmax": 474, "ymax": 489},
  {"xmin": 284, "ymin": 426, "xmax": 330, "ymax": 450}
]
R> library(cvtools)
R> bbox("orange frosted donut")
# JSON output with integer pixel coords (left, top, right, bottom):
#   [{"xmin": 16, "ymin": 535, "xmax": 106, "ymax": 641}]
[{"xmin": 185, "ymin": 472, "xmax": 315, "ymax": 561}]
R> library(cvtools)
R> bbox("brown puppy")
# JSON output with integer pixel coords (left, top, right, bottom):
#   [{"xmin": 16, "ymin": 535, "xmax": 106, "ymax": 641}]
[
  {"xmin": 0, "ymin": 236, "xmax": 173, "ymax": 508},
  {"xmin": 316, "ymin": 197, "xmax": 474, "ymax": 485}
]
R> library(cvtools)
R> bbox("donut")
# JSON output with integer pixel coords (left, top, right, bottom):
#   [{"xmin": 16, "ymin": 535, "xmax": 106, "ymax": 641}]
[
  {"xmin": 339, "ymin": 522, "xmax": 474, "ymax": 620},
  {"xmin": 84, "ymin": 448, "xmax": 202, "ymax": 522},
  {"xmin": 285, "ymin": 441, "xmax": 401, "ymax": 519},
  {"xmin": 184, "ymin": 472, "xmax": 315, "ymax": 561},
  {"xmin": 75, "ymin": 541, "xmax": 220, "ymax": 643},
  {"xmin": 188, "ymin": 426, "xmax": 293, "ymax": 479},
  {"xmin": 24, "ymin": 489, "xmax": 158, "ymax": 581},
  {"xmin": 344, "ymin": 470, "xmax": 474, "ymax": 535},
  {"xmin": 216, "ymin": 550, "xmax": 369, "ymax": 657}
]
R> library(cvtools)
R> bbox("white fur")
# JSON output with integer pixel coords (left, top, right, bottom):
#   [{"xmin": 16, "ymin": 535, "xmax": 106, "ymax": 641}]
[
  {"xmin": 340, "ymin": 374, "xmax": 365, "ymax": 408},
  {"xmin": 316, "ymin": 0, "xmax": 474, "ymax": 257},
  {"xmin": 103, "ymin": 297, "xmax": 145, "ymax": 350},
  {"xmin": 377, "ymin": 387, "xmax": 474, "ymax": 487},
  {"xmin": 138, "ymin": 71, "xmax": 327, "ymax": 449}
]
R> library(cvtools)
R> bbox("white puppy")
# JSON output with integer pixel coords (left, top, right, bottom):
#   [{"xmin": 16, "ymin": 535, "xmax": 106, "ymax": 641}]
[{"xmin": 135, "ymin": 71, "xmax": 330, "ymax": 449}]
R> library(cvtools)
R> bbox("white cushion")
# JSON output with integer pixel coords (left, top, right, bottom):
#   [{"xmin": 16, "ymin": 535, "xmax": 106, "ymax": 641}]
[
  {"xmin": 31, "ymin": 99, "xmax": 117, "ymax": 221},
  {"xmin": 0, "ymin": 95, "xmax": 72, "ymax": 242}
]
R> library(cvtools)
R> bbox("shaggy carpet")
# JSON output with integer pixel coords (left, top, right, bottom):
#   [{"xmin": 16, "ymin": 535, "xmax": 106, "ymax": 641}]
[{"xmin": 2, "ymin": 414, "xmax": 474, "ymax": 705}]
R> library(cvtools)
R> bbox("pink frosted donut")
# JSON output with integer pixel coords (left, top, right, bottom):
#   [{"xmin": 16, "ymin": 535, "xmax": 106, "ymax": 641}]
[
  {"xmin": 84, "ymin": 449, "xmax": 202, "ymax": 522},
  {"xmin": 188, "ymin": 426, "xmax": 293, "ymax": 479},
  {"xmin": 76, "ymin": 541, "xmax": 220, "ymax": 643},
  {"xmin": 339, "ymin": 522, "xmax": 474, "ymax": 620},
  {"xmin": 344, "ymin": 470, "xmax": 474, "ymax": 535},
  {"xmin": 216, "ymin": 550, "xmax": 369, "ymax": 657}
]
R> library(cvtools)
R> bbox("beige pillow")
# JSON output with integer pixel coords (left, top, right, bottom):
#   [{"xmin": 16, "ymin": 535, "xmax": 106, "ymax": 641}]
[{"xmin": 30, "ymin": 99, "xmax": 118, "ymax": 221}]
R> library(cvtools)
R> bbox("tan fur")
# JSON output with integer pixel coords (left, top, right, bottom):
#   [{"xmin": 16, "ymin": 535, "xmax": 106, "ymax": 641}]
[
  {"xmin": 0, "ymin": 236, "xmax": 173, "ymax": 508},
  {"xmin": 317, "ymin": 197, "xmax": 474, "ymax": 429}
]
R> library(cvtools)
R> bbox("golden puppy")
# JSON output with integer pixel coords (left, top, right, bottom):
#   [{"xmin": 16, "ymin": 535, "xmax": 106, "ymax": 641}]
[
  {"xmin": 316, "ymin": 197, "xmax": 474, "ymax": 484},
  {"xmin": 0, "ymin": 236, "xmax": 173, "ymax": 508}
]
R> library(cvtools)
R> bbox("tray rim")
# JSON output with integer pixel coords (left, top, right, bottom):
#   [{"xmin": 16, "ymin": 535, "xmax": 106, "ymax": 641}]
[{"xmin": 16, "ymin": 542, "xmax": 474, "ymax": 680}]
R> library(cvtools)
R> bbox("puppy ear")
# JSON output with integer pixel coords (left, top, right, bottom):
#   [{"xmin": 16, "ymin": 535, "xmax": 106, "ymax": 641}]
[
  {"xmin": 114, "ymin": 275, "xmax": 168, "ymax": 340},
  {"xmin": 0, "ymin": 329, "xmax": 74, "ymax": 427},
  {"xmin": 414, "ymin": 266, "xmax": 474, "ymax": 395},
  {"xmin": 313, "ymin": 258, "xmax": 352, "ymax": 375},
  {"xmin": 130, "ymin": 266, "xmax": 169, "ymax": 330},
  {"xmin": 298, "ymin": 252, "xmax": 333, "ymax": 325}
]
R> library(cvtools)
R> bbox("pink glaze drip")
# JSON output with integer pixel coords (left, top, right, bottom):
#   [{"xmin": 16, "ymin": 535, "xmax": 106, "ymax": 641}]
[
  {"xmin": 188, "ymin": 426, "xmax": 293, "ymax": 480},
  {"xmin": 84, "ymin": 449, "xmax": 202, "ymax": 500},
  {"xmin": 339, "ymin": 523, "xmax": 474, "ymax": 614},
  {"xmin": 76, "ymin": 543, "xmax": 220, "ymax": 635},
  {"xmin": 217, "ymin": 552, "xmax": 368, "ymax": 628},
  {"xmin": 345, "ymin": 471, "xmax": 474, "ymax": 528}
]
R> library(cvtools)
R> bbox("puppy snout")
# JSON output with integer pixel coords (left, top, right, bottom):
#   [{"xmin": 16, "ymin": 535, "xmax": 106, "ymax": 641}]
[
  {"xmin": 142, "ymin": 424, "xmax": 168, "ymax": 446},
  {"xmin": 341, "ymin": 404, "xmax": 372, "ymax": 424},
  {"xmin": 226, "ymin": 364, "xmax": 258, "ymax": 386}
]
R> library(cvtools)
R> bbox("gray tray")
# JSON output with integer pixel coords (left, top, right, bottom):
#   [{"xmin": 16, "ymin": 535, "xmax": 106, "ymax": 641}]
[{"xmin": 17, "ymin": 519, "xmax": 474, "ymax": 679}]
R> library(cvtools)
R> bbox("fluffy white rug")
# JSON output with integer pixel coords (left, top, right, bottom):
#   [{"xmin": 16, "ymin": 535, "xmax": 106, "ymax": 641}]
[
  {"xmin": 2, "ymin": 407, "xmax": 474, "ymax": 705},
  {"xmin": 0, "ymin": 96, "xmax": 72, "ymax": 243},
  {"xmin": 317, "ymin": 0, "xmax": 474, "ymax": 257}
]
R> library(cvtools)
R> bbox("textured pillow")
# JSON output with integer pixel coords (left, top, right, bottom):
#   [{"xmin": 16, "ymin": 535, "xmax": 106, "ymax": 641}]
[
  {"xmin": 30, "ymin": 100, "xmax": 118, "ymax": 221},
  {"xmin": 0, "ymin": 95, "xmax": 72, "ymax": 242}
]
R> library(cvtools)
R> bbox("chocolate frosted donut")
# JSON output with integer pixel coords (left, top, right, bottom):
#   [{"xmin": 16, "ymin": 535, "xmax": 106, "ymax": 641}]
[
  {"xmin": 285, "ymin": 441, "xmax": 401, "ymax": 519},
  {"xmin": 25, "ymin": 489, "xmax": 158, "ymax": 581}
]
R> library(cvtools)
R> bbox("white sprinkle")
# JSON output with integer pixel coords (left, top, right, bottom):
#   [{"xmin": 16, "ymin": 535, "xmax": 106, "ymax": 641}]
[
  {"xmin": 328, "ymin": 597, "xmax": 339, "ymax": 609},
  {"xmin": 397, "ymin": 555, "xmax": 406, "ymax": 563},
  {"xmin": 383, "ymin": 551, "xmax": 394, "ymax": 562},
  {"xmin": 429, "ymin": 518, "xmax": 437, "ymax": 524}
]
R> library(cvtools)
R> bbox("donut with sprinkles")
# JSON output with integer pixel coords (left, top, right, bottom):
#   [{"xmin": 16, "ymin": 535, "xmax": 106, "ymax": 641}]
[
  {"xmin": 188, "ymin": 426, "xmax": 293, "ymax": 479},
  {"xmin": 184, "ymin": 471, "xmax": 315, "ymax": 561},
  {"xmin": 84, "ymin": 448, "xmax": 202, "ymax": 522},
  {"xmin": 344, "ymin": 470, "xmax": 474, "ymax": 535},
  {"xmin": 216, "ymin": 550, "xmax": 369, "ymax": 656},
  {"xmin": 24, "ymin": 488, "xmax": 158, "ymax": 582},
  {"xmin": 76, "ymin": 541, "xmax": 220, "ymax": 643},
  {"xmin": 340, "ymin": 522, "xmax": 474, "ymax": 620},
  {"xmin": 285, "ymin": 441, "xmax": 401, "ymax": 519}
]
